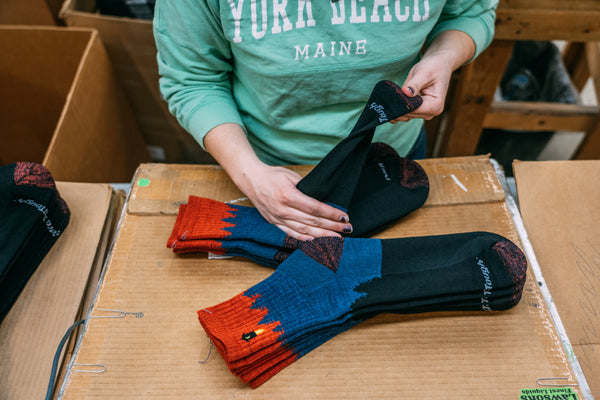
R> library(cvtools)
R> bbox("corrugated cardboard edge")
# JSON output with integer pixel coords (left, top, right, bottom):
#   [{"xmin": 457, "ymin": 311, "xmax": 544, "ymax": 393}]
[
  {"xmin": 50, "ymin": 187, "xmax": 126, "ymax": 399},
  {"xmin": 56, "ymin": 177, "xmax": 138, "ymax": 399},
  {"xmin": 491, "ymin": 159, "xmax": 593, "ymax": 399}
]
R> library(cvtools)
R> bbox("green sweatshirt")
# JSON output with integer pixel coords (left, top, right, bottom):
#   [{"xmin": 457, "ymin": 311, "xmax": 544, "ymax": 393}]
[{"xmin": 154, "ymin": 0, "xmax": 497, "ymax": 165}]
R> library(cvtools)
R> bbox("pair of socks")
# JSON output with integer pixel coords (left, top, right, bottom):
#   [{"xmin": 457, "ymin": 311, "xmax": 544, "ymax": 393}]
[
  {"xmin": 167, "ymin": 142, "xmax": 427, "ymax": 268},
  {"xmin": 197, "ymin": 231, "xmax": 528, "ymax": 387},
  {"xmin": 168, "ymin": 80, "xmax": 429, "ymax": 266},
  {"xmin": 0, "ymin": 162, "xmax": 70, "ymax": 322}
]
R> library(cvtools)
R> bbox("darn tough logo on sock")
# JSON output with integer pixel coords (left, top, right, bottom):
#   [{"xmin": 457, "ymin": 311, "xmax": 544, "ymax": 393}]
[
  {"xmin": 477, "ymin": 257, "xmax": 493, "ymax": 311},
  {"xmin": 16, "ymin": 198, "xmax": 63, "ymax": 237},
  {"xmin": 377, "ymin": 162, "xmax": 392, "ymax": 181},
  {"xmin": 369, "ymin": 102, "xmax": 388, "ymax": 123},
  {"xmin": 241, "ymin": 329, "xmax": 264, "ymax": 342}
]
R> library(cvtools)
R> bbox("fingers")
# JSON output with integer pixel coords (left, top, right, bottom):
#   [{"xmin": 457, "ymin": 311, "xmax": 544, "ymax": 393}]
[
  {"xmin": 266, "ymin": 193, "xmax": 354, "ymax": 241},
  {"xmin": 395, "ymin": 56, "xmax": 453, "ymax": 123},
  {"xmin": 246, "ymin": 166, "xmax": 353, "ymax": 241}
]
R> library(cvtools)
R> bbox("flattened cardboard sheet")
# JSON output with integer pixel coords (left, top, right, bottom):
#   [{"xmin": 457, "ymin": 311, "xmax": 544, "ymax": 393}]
[
  {"xmin": 59, "ymin": 157, "xmax": 582, "ymax": 399},
  {"xmin": 514, "ymin": 160, "xmax": 600, "ymax": 398},
  {"xmin": 0, "ymin": 183, "xmax": 117, "ymax": 400}
]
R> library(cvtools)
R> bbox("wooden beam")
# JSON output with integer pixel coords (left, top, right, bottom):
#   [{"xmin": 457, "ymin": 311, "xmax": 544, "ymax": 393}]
[
  {"xmin": 562, "ymin": 42, "xmax": 589, "ymax": 92},
  {"xmin": 574, "ymin": 42, "xmax": 600, "ymax": 159},
  {"xmin": 437, "ymin": 40, "xmax": 514, "ymax": 157},
  {"xmin": 573, "ymin": 119, "xmax": 600, "ymax": 159},
  {"xmin": 585, "ymin": 42, "xmax": 600, "ymax": 102},
  {"xmin": 495, "ymin": 9, "xmax": 600, "ymax": 41},
  {"xmin": 483, "ymin": 101, "xmax": 599, "ymax": 132}
]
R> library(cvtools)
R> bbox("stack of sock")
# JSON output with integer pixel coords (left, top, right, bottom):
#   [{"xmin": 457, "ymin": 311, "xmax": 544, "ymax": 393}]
[
  {"xmin": 167, "ymin": 80, "xmax": 429, "ymax": 266},
  {"xmin": 197, "ymin": 231, "xmax": 528, "ymax": 387},
  {"xmin": 0, "ymin": 162, "xmax": 71, "ymax": 322}
]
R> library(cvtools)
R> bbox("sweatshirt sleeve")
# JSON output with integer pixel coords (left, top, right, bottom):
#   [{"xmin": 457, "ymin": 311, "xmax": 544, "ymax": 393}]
[
  {"xmin": 427, "ymin": 0, "xmax": 498, "ymax": 62},
  {"xmin": 153, "ymin": 0, "xmax": 243, "ymax": 149}
]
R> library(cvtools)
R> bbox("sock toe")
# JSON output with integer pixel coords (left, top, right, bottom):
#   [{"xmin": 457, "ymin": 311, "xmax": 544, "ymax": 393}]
[{"xmin": 492, "ymin": 239, "xmax": 528, "ymax": 307}]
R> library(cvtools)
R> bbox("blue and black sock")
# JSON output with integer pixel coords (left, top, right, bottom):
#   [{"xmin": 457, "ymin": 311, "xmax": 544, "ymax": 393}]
[{"xmin": 197, "ymin": 231, "xmax": 527, "ymax": 387}]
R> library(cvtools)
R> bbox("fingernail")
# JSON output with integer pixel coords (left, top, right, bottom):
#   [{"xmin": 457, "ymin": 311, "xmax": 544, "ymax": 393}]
[
  {"xmin": 339, "ymin": 215, "xmax": 349, "ymax": 223},
  {"xmin": 407, "ymin": 86, "xmax": 415, "ymax": 96},
  {"xmin": 343, "ymin": 225, "xmax": 353, "ymax": 234}
]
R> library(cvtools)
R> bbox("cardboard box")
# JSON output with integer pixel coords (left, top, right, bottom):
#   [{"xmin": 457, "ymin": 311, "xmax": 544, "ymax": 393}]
[
  {"xmin": 0, "ymin": 26, "xmax": 150, "ymax": 183},
  {"xmin": 0, "ymin": 182, "xmax": 123, "ymax": 400},
  {"xmin": 0, "ymin": 0, "xmax": 58, "ymax": 25},
  {"xmin": 57, "ymin": 156, "xmax": 586, "ymax": 399},
  {"xmin": 514, "ymin": 160, "xmax": 600, "ymax": 398},
  {"xmin": 59, "ymin": 0, "xmax": 215, "ymax": 164}
]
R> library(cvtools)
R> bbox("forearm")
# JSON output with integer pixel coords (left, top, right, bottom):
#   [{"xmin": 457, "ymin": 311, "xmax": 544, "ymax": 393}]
[
  {"xmin": 422, "ymin": 30, "xmax": 476, "ymax": 72},
  {"xmin": 203, "ymin": 123, "xmax": 267, "ymax": 198},
  {"xmin": 203, "ymin": 123, "xmax": 351, "ymax": 240}
]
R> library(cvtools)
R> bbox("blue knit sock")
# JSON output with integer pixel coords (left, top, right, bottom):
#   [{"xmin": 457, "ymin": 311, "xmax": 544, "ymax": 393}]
[{"xmin": 197, "ymin": 231, "xmax": 527, "ymax": 387}]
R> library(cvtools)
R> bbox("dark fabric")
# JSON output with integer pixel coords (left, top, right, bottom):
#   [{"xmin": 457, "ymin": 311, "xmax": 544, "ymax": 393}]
[
  {"xmin": 352, "ymin": 231, "xmax": 527, "ymax": 314},
  {"xmin": 296, "ymin": 80, "xmax": 423, "ymax": 210},
  {"xmin": 345, "ymin": 142, "xmax": 429, "ymax": 238},
  {"xmin": 0, "ymin": 162, "xmax": 70, "ymax": 323},
  {"xmin": 405, "ymin": 124, "xmax": 427, "ymax": 160}
]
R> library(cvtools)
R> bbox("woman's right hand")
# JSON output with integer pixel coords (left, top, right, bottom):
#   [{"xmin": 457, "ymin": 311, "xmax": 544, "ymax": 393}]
[{"xmin": 204, "ymin": 123, "xmax": 352, "ymax": 241}]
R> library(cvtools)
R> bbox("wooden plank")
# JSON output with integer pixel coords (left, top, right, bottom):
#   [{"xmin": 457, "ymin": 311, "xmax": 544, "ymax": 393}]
[
  {"xmin": 562, "ymin": 42, "xmax": 590, "ymax": 92},
  {"xmin": 498, "ymin": 0, "xmax": 600, "ymax": 11},
  {"xmin": 495, "ymin": 9, "xmax": 600, "ymax": 41},
  {"xmin": 437, "ymin": 40, "xmax": 514, "ymax": 157},
  {"xmin": 483, "ymin": 101, "xmax": 599, "ymax": 132},
  {"xmin": 585, "ymin": 42, "xmax": 600, "ymax": 102},
  {"xmin": 574, "ymin": 119, "xmax": 600, "ymax": 159},
  {"xmin": 574, "ymin": 42, "xmax": 600, "ymax": 159}
]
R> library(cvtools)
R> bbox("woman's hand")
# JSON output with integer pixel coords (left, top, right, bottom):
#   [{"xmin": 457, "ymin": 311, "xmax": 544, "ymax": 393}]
[
  {"xmin": 240, "ymin": 163, "xmax": 352, "ymax": 241},
  {"xmin": 392, "ymin": 30, "xmax": 476, "ymax": 123},
  {"xmin": 204, "ymin": 123, "xmax": 352, "ymax": 241}
]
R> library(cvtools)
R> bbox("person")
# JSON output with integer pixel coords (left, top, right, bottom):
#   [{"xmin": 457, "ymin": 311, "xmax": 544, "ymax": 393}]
[{"xmin": 153, "ymin": 0, "xmax": 498, "ymax": 241}]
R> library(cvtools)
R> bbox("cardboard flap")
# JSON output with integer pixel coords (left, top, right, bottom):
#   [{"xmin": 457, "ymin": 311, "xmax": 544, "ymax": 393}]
[
  {"xmin": 0, "ymin": 183, "xmax": 116, "ymax": 400},
  {"xmin": 58, "ymin": 158, "xmax": 583, "ymax": 399},
  {"xmin": 514, "ymin": 159, "xmax": 600, "ymax": 397},
  {"xmin": 127, "ymin": 155, "xmax": 504, "ymax": 215}
]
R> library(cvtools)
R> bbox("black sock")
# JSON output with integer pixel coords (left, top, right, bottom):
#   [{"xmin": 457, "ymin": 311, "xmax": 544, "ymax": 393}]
[
  {"xmin": 0, "ymin": 162, "xmax": 70, "ymax": 322},
  {"xmin": 347, "ymin": 142, "xmax": 429, "ymax": 237},
  {"xmin": 296, "ymin": 80, "xmax": 423, "ymax": 211}
]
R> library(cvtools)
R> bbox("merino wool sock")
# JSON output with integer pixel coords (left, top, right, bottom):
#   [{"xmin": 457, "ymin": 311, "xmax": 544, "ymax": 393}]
[
  {"xmin": 345, "ymin": 142, "xmax": 429, "ymax": 238},
  {"xmin": 167, "ymin": 80, "xmax": 427, "ymax": 261},
  {"xmin": 167, "ymin": 144, "xmax": 428, "ymax": 266},
  {"xmin": 296, "ymin": 80, "xmax": 423, "ymax": 212},
  {"xmin": 197, "ymin": 231, "xmax": 528, "ymax": 387},
  {"xmin": 166, "ymin": 197, "xmax": 299, "ymax": 268},
  {"xmin": 0, "ymin": 162, "xmax": 70, "ymax": 322}
]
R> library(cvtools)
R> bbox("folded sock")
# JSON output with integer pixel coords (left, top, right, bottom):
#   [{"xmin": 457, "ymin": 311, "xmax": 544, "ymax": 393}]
[
  {"xmin": 296, "ymin": 80, "xmax": 423, "ymax": 211},
  {"xmin": 197, "ymin": 231, "xmax": 527, "ymax": 387},
  {"xmin": 166, "ymin": 198, "xmax": 299, "ymax": 268},
  {"xmin": 0, "ymin": 162, "xmax": 70, "ymax": 322},
  {"xmin": 168, "ymin": 143, "xmax": 429, "ymax": 265}
]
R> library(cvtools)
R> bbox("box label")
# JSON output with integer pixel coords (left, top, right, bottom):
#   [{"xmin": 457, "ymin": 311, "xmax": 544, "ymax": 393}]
[{"xmin": 520, "ymin": 388, "xmax": 579, "ymax": 399}]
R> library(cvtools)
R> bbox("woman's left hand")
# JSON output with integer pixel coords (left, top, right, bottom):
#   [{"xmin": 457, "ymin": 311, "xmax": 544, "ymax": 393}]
[{"xmin": 391, "ymin": 30, "xmax": 476, "ymax": 123}]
